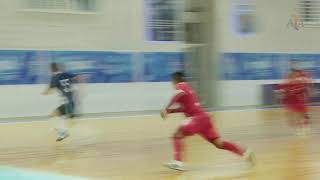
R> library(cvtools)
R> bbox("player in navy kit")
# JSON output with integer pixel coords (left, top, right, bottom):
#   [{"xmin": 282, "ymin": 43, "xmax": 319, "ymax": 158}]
[{"xmin": 43, "ymin": 62, "xmax": 83, "ymax": 141}]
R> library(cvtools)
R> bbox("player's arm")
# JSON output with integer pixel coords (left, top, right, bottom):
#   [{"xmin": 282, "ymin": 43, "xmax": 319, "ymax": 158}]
[
  {"xmin": 66, "ymin": 71, "xmax": 89, "ymax": 84},
  {"xmin": 305, "ymin": 73, "xmax": 314, "ymax": 97},
  {"xmin": 161, "ymin": 90, "xmax": 185, "ymax": 119},
  {"xmin": 71, "ymin": 74, "xmax": 87, "ymax": 83},
  {"xmin": 166, "ymin": 104, "xmax": 184, "ymax": 114},
  {"xmin": 42, "ymin": 87, "xmax": 55, "ymax": 95},
  {"xmin": 308, "ymin": 81, "xmax": 314, "ymax": 98},
  {"xmin": 290, "ymin": 86, "xmax": 306, "ymax": 94},
  {"xmin": 166, "ymin": 90, "xmax": 186, "ymax": 113},
  {"xmin": 274, "ymin": 84, "xmax": 286, "ymax": 100},
  {"xmin": 42, "ymin": 78, "xmax": 56, "ymax": 95}
]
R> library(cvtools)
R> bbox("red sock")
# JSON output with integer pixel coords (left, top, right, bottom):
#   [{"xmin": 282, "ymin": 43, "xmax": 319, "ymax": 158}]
[
  {"xmin": 222, "ymin": 141, "xmax": 245, "ymax": 156},
  {"xmin": 173, "ymin": 138, "xmax": 184, "ymax": 161},
  {"xmin": 304, "ymin": 113, "xmax": 310, "ymax": 125}
]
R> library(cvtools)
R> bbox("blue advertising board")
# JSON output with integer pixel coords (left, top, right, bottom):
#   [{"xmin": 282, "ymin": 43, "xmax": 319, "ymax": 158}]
[
  {"xmin": 143, "ymin": 52, "xmax": 184, "ymax": 82},
  {"xmin": 262, "ymin": 83, "xmax": 320, "ymax": 105},
  {"xmin": 0, "ymin": 51, "xmax": 37, "ymax": 85},
  {"xmin": 0, "ymin": 50, "xmax": 185, "ymax": 85},
  {"xmin": 99, "ymin": 52, "xmax": 134, "ymax": 83},
  {"xmin": 221, "ymin": 53, "xmax": 320, "ymax": 80}
]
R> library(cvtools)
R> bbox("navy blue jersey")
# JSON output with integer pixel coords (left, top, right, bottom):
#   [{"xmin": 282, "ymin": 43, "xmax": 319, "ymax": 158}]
[{"xmin": 50, "ymin": 72, "xmax": 77, "ymax": 101}]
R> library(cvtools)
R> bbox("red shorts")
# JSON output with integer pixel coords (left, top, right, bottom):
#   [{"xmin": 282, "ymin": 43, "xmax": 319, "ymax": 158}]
[
  {"xmin": 285, "ymin": 103, "xmax": 308, "ymax": 113},
  {"xmin": 179, "ymin": 113, "xmax": 220, "ymax": 141},
  {"xmin": 282, "ymin": 95, "xmax": 309, "ymax": 113}
]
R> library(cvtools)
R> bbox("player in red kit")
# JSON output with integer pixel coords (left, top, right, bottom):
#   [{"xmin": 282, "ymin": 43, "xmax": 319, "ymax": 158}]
[
  {"xmin": 161, "ymin": 72, "xmax": 256, "ymax": 171},
  {"xmin": 277, "ymin": 60, "xmax": 313, "ymax": 135}
]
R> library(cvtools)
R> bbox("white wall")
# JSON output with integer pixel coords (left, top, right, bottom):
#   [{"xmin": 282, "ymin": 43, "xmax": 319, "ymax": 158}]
[
  {"xmin": 217, "ymin": 80, "xmax": 282, "ymax": 107},
  {"xmin": 0, "ymin": 0, "xmax": 185, "ymax": 118},
  {"xmin": 0, "ymin": 83, "xmax": 174, "ymax": 118},
  {"xmin": 214, "ymin": 0, "xmax": 320, "ymax": 107},
  {"xmin": 0, "ymin": 0, "xmax": 186, "ymax": 52}
]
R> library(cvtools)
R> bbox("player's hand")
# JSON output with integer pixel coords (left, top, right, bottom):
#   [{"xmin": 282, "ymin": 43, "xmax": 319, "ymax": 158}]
[
  {"xmin": 42, "ymin": 91, "xmax": 49, "ymax": 95},
  {"xmin": 42, "ymin": 88, "xmax": 53, "ymax": 95},
  {"xmin": 75, "ymin": 74, "xmax": 89, "ymax": 83},
  {"xmin": 160, "ymin": 110, "xmax": 168, "ymax": 120},
  {"xmin": 274, "ymin": 90, "xmax": 283, "ymax": 99}
]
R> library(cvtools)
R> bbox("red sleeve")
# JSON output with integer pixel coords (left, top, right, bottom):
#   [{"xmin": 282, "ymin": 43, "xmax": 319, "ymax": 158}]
[
  {"xmin": 303, "ymin": 72, "xmax": 313, "ymax": 97},
  {"xmin": 277, "ymin": 83, "xmax": 287, "ymax": 91},
  {"xmin": 290, "ymin": 85, "xmax": 306, "ymax": 94},
  {"xmin": 166, "ymin": 90, "xmax": 186, "ymax": 114},
  {"xmin": 305, "ymin": 72, "xmax": 313, "ymax": 85},
  {"xmin": 167, "ymin": 107, "xmax": 184, "ymax": 114}
]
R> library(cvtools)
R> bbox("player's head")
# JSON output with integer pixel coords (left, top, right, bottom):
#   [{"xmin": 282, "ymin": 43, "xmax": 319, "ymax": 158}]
[
  {"xmin": 50, "ymin": 62, "xmax": 61, "ymax": 73},
  {"xmin": 171, "ymin": 71, "xmax": 185, "ymax": 85},
  {"xmin": 290, "ymin": 59, "xmax": 300, "ymax": 71}
]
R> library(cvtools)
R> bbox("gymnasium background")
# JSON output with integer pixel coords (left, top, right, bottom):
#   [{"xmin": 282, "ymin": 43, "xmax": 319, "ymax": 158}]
[{"xmin": 0, "ymin": 0, "xmax": 319, "ymax": 119}]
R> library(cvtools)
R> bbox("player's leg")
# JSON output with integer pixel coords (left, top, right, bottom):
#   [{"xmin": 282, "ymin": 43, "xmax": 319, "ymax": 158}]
[
  {"xmin": 165, "ymin": 129, "xmax": 186, "ymax": 171},
  {"xmin": 48, "ymin": 108, "xmax": 67, "ymax": 139},
  {"xmin": 208, "ymin": 137, "xmax": 256, "ymax": 165},
  {"xmin": 299, "ymin": 103, "xmax": 310, "ymax": 125},
  {"xmin": 302, "ymin": 111, "xmax": 311, "ymax": 133},
  {"xmin": 72, "ymin": 93, "xmax": 82, "ymax": 118},
  {"xmin": 297, "ymin": 108, "xmax": 311, "ymax": 135},
  {"xmin": 200, "ymin": 118, "xmax": 256, "ymax": 165},
  {"xmin": 285, "ymin": 108, "xmax": 295, "ymax": 127},
  {"xmin": 49, "ymin": 109, "xmax": 61, "ymax": 132},
  {"xmin": 303, "ymin": 112, "xmax": 310, "ymax": 124},
  {"xmin": 173, "ymin": 130, "xmax": 184, "ymax": 162},
  {"xmin": 292, "ymin": 112, "xmax": 305, "ymax": 135},
  {"xmin": 65, "ymin": 100, "xmax": 77, "ymax": 127},
  {"xmin": 289, "ymin": 103, "xmax": 309, "ymax": 135},
  {"xmin": 54, "ymin": 104, "xmax": 70, "ymax": 142},
  {"xmin": 285, "ymin": 104, "xmax": 303, "ymax": 135},
  {"xmin": 200, "ymin": 123, "xmax": 245, "ymax": 156},
  {"xmin": 165, "ymin": 119, "xmax": 197, "ymax": 171},
  {"xmin": 210, "ymin": 138, "xmax": 244, "ymax": 156}
]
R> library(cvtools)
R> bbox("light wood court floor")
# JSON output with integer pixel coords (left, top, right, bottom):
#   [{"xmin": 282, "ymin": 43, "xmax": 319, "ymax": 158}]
[{"xmin": 1, "ymin": 108, "xmax": 320, "ymax": 180}]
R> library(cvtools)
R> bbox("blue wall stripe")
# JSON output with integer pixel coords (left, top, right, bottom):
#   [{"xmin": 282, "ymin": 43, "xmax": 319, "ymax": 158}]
[{"xmin": 0, "ymin": 50, "xmax": 184, "ymax": 85}]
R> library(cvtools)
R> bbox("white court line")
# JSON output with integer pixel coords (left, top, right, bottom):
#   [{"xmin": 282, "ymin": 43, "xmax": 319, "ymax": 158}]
[
  {"xmin": 212, "ymin": 107, "xmax": 282, "ymax": 112},
  {"xmin": 0, "ymin": 107, "xmax": 282, "ymax": 125},
  {"xmin": 0, "ymin": 114, "xmax": 157, "ymax": 125}
]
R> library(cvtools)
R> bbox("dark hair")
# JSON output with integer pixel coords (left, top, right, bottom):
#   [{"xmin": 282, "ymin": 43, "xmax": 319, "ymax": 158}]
[
  {"xmin": 172, "ymin": 71, "xmax": 185, "ymax": 83},
  {"xmin": 51, "ymin": 62, "xmax": 60, "ymax": 72}
]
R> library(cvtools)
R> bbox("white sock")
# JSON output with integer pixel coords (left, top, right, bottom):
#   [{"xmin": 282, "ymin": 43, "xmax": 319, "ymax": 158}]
[
  {"xmin": 51, "ymin": 117, "xmax": 68, "ymax": 133},
  {"xmin": 173, "ymin": 160, "xmax": 183, "ymax": 166}
]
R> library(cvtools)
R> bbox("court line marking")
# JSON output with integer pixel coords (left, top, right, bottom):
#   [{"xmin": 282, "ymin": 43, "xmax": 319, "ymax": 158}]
[
  {"xmin": 0, "ymin": 114, "xmax": 157, "ymax": 125},
  {"xmin": 0, "ymin": 166, "xmax": 89, "ymax": 180}
]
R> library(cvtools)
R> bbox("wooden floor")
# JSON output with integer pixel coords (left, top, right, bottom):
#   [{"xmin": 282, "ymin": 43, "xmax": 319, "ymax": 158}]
[{"xmin": 1, "ymin": 108, "xmax": 320, "ymax": 180}]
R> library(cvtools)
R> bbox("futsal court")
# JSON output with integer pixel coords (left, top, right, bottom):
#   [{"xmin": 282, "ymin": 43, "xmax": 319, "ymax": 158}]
[{"xmin": 1, "ymin": 108, "xmax": 320, "ymax": 180}]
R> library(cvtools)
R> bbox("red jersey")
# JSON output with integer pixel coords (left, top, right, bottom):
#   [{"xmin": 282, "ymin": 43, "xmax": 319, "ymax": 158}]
[
  {"xmin": 166, "ymin": 82, "xmax": 205, "ymax": 117},
  {"xmin": 278, "ymin": 70, "xmax": 312, "ymax": 104},
  {"xmin": 287, "ymin": 70, "xmax": 311, "ymax": 85}
]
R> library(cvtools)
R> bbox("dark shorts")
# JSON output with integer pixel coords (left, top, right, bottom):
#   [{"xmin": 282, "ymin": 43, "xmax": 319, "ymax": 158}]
[{"xmin": 57, "ymin": 101, "xmax": 76, "ymax": 118}]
